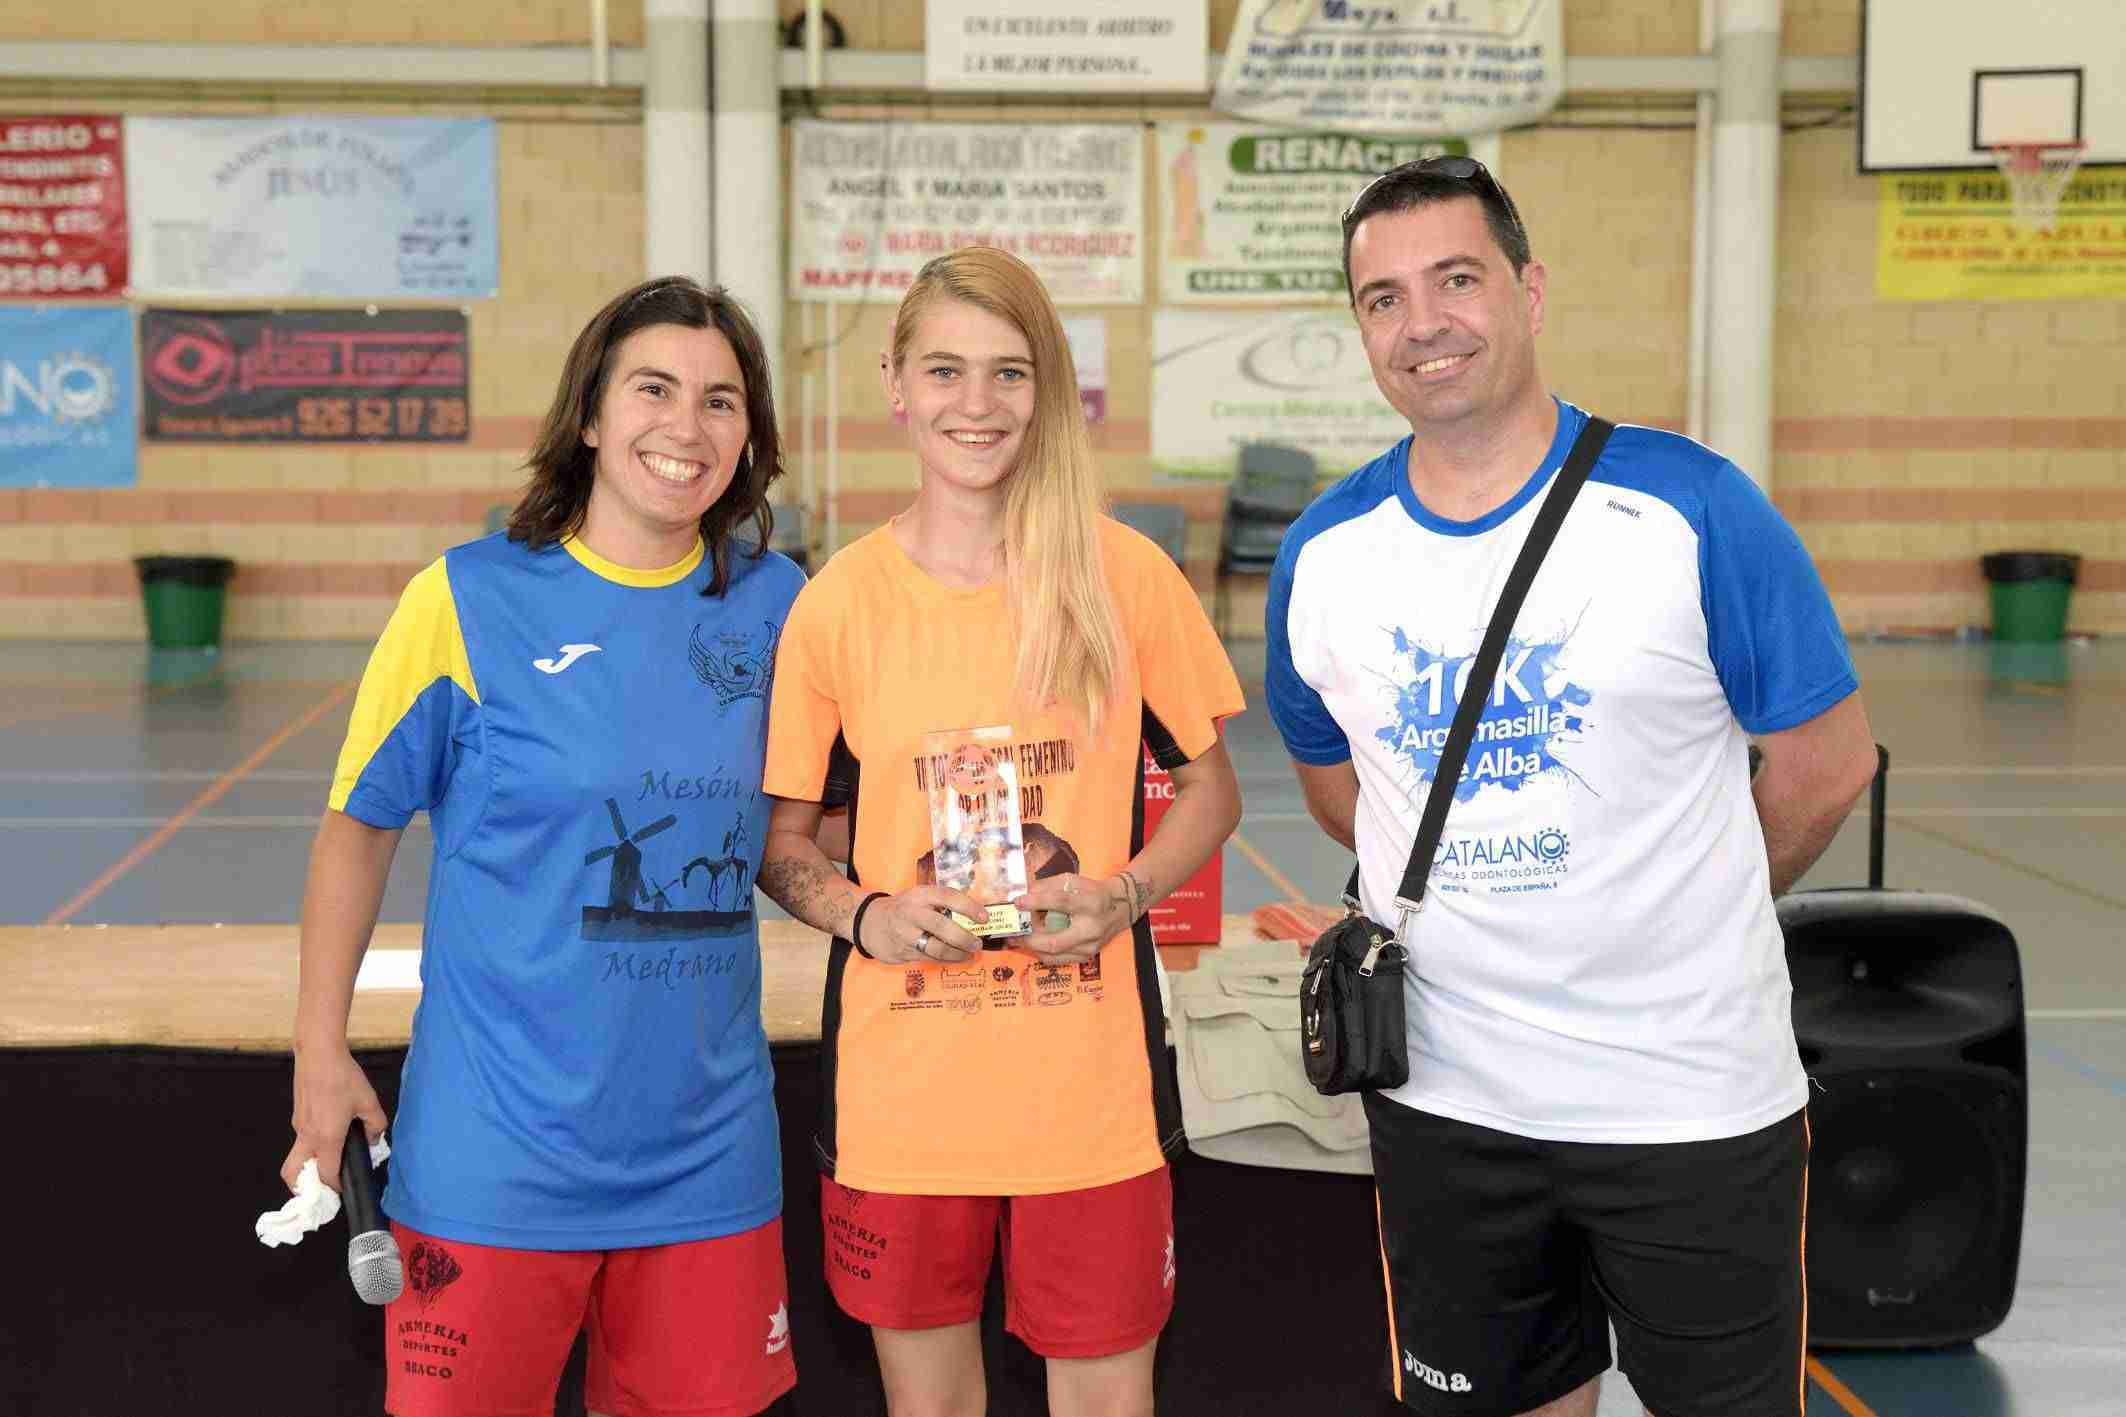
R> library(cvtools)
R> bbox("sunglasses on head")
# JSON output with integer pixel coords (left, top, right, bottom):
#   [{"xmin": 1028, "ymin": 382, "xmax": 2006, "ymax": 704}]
[
  {"xmin": 1341, "ymin": 154, "xmax": 1528, "ymax": 253},
  {"xmin": 618, "ymin": 276, "xmax": 707, "ymax": 320}
]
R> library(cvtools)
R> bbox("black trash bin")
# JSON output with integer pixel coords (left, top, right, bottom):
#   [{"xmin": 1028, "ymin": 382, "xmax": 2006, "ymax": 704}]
[{"xmin": 134, "ymin": 555, "xmax": 237, "ymax": 650}]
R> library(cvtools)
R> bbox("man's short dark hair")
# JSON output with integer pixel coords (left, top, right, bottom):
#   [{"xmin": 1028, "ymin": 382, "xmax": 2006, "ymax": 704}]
[{"xmin": 1339, "ymin": 156, "xmax": 1533, "ymax": 299}]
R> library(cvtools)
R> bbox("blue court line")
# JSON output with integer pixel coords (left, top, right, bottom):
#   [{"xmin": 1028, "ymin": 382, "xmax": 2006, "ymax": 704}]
[{"xmin": 2028, "ymin": 1037, "xmax": 2126, "ymax": 1098}]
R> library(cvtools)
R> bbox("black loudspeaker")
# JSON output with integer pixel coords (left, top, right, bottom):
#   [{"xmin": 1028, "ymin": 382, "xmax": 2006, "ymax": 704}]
[{"xmin": 1777, "ymin": 749, "xmax": 2027, "ymax": 1348}]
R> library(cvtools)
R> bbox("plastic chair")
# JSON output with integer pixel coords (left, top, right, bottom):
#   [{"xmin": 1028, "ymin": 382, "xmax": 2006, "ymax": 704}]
[
  {"xmin": 1229, "ymin": 441, "xmax": 1316, "ymax": 520},
  {"xmin": 1112, "ymin": 501, "xmax": 1187, "ymax": 566},
  {"xmin": 1216, "ymin": 442, "xmax": 1316, "ymax": 638}
]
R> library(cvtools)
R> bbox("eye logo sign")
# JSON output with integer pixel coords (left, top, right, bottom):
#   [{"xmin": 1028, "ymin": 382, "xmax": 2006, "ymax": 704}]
[
  {"xmin": 1238, "ymin": 314, "xmax": 1372, "ymax": 391},
  {"xmin": 143, "ymin": 317, "xmax": 236, "ymax": 406}
]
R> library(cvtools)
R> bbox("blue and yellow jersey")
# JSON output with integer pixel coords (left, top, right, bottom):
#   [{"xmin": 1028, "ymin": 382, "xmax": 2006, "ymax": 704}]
[{"xmin": 331, "ymin": 531, "xmax": 804, "ymax": 1249}]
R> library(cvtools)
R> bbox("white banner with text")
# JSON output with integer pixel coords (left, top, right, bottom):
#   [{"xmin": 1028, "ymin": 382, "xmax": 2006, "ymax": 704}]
[
  {"xmin": 125, "ymin": 117, "xmax": 498, "ymax": 299},
  {"xmin": 926, "ymin": 1, "xmax": 1206, "ymax": 92},
  {"xmin": 1158, "ymin": 124, "xmax": 1467, "ymax": 303},
  {"xmin": 1151, "ymin": 307, "xmax": 1404, "ymax": 480},
  {"xmin": 1213, "ymin": 0, "xmax": 1562, "ymax": 136},
  {"xmin": 790, "ymin": 121, "xmax": 1144, "ymax": 305}
]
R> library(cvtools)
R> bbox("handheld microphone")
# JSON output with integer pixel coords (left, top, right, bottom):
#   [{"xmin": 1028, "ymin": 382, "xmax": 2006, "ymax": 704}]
[{"xmin": 340, "ymin": 1120, "xmax": 404, "ymax": 1304}]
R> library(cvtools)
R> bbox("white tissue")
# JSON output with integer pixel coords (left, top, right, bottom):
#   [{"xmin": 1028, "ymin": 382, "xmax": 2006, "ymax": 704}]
[
  {"xmin": 354, "ymin": 949, "xmax": 422, "ymax": 992},
  {"xmin": 255, "ymin": 1133, "xmax": 392, "ymax": 1248}
]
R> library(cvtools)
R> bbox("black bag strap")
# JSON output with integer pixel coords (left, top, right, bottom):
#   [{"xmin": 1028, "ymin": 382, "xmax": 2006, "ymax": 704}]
[{"xmin": 1341, "ymin": 416, "xmax": 1615, "ymax": 937}]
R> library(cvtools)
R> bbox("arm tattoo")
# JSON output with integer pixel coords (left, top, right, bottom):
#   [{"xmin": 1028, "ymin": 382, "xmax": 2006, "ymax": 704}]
[
  {"xmin": 1116, "ymin": 868, "xmax": 1152, "ymax": 923},
  {"xmin": 757, "ymin": 852, "xmax": 856, "ymax": 936}
]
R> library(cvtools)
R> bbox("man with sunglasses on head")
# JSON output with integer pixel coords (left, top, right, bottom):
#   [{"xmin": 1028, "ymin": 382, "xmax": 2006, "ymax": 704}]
[{"xmin": 1263, "ymin": 157, "xmax": 1879, "ymax": 1417}]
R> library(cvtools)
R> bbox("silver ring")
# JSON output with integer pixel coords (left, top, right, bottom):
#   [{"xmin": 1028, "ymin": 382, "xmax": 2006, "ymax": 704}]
[{"xmin": 916, "ymin": 931, "xmax": 932, "ymax": 956}]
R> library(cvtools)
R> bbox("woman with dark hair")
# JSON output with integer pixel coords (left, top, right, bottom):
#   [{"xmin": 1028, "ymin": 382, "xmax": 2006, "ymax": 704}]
[{"xmin": 282, "ymin": 276, "xmax": 805, "ymax": 1417}]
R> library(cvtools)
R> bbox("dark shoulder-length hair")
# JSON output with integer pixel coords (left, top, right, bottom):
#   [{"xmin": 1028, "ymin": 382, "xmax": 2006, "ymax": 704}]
[{"xmin": 509, "ymin": 276, "xmax": 781, "ymax": 597}]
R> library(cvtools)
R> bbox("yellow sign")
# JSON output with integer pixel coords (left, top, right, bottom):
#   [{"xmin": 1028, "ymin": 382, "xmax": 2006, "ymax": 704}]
[{"xmin": 1877, "ymin": 170, "xmax": 2126, "ymax": 300}]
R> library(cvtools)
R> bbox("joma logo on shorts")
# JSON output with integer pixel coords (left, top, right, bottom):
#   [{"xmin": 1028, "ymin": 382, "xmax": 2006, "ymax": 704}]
[{"xmin": 1403, "ymin": 1350, "xmax": 1472, "ymax": 1394}]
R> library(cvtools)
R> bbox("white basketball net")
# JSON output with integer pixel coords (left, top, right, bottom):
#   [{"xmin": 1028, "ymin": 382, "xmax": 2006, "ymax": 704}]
[{"xmin": 1991, "ymin": 143, "xmax": 2085, "ymax": 234}]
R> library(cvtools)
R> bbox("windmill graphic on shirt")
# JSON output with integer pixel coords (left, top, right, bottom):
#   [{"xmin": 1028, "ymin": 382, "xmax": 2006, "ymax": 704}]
[{"xmin": 580, "ymin": 796, "xmax": 750, "ymax": 943}]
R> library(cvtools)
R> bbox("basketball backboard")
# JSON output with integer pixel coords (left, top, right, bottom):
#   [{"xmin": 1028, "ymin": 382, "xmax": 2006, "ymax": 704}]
[{"xmin": 1860, "ymin": 0, "xmax": 2125, "ymax": 171}]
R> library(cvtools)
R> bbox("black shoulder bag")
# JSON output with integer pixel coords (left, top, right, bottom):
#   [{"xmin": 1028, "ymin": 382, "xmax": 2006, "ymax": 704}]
[{"xmin": 1301, "ymin": 417, "xmax": 1615, "ymax": 1095}]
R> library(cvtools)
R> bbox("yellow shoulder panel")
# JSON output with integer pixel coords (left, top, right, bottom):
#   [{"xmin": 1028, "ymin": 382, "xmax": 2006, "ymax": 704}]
[{"xmin": 327, "ymin": 558, "xmax": 479, "ymax": 813}]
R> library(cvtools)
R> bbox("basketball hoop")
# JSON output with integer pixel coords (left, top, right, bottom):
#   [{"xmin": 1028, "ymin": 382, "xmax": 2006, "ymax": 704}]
[{"xmin": 1989, "ymin": 142, "xmax": 2085, "ymax": 233}]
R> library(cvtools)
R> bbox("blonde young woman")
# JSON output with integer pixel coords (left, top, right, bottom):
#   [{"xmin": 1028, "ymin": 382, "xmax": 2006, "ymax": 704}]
[{"xmin": 757, "ymin": 247, "xmax": 1244, "ymax": 1417}]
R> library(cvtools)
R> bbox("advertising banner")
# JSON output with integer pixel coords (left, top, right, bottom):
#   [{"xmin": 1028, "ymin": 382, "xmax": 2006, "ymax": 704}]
[
  {"xmin": 1160, "ymin": 124, "xmax": 1466, "ymax": 303},
  {"xmin": 0, "ymin": 305, "xmax": 136, "ymax": 487},
  {"xmin": 140, "ymin": 308, "xmax": 470, "ymax": 444},
  {"xmin": 126, "ymin": 117, "xmax": 498, "ymax": 299},
  {"xmin": 790, "ymin": 120, "xmax": 1143, "ymax": 305},
  {"xmin": 1062, "ymin": 315, "xmax": 1108, "ymax": 424},
  {"xmin": 1142, "ymin": 746, "xmax": 1223, "ymax": 944},
  {"xmin": 1877, "ymin": 170, "xmax": 2126, "ymax": 300},
  {"xmin": 0, "ymin": 114, "xmax": 127, "ymax": 300},
  {"xmin": 925, "ymin": 1, "xmax": 1206, "ymax": 93},
  {"xmin": 1214, "ymin": 0, "xmax": 1562, "ymax": 136},
  {"xmin": 1151, "ymin": 307, "xmax": 1402, "ymax": 480}
]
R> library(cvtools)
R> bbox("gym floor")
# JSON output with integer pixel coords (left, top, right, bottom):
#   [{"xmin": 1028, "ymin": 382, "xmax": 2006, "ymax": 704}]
[{"xmin": 5, "ymin": 634, "xmax": 2121, "ymax": 1417}]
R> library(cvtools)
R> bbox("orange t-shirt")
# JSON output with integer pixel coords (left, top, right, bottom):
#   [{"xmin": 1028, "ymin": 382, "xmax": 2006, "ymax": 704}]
[{"xmin": 764, "ymin": 517, "xmax": 1245, "ymax": 1194}]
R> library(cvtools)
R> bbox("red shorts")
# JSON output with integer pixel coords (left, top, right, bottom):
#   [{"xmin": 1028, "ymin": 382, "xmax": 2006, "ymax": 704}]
[
  {"xmin": 820, "ymin": 1166, "xmax": 1175, "ymax": 1360},
  {"xmin": 383, "ymin": 1218, "xmax": 796, "ymax": 1417}
]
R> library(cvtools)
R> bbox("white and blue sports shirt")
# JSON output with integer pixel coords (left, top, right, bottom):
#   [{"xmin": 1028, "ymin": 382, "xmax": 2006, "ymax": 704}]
[{"xmin": 1266, "ymin": 398, "xmax": 1857, "ymax": 1143}]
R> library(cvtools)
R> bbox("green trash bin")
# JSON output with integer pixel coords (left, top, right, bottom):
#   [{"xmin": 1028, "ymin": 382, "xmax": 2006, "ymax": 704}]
[
  {"xmin": 134, "ymin": 555, "xmax": 236, "ymax": 650},
  {"xmin": 1980, "ymin": 550, "xmax": 2079, "ymax": 643}
]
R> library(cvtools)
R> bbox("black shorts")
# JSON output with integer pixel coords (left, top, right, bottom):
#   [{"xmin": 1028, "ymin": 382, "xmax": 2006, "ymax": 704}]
[{"xmin": 1366, "ymin": 1096, "xmax": 1810, "ymax": 1417}]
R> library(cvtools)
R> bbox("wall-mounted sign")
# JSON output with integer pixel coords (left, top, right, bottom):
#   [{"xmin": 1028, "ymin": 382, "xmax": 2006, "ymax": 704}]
[
  {"xmin": 791, "ymin": 121, "xmax": 1143, "ymax": 305},
  {"xmin": 0, "ymin": 305, "xmax": 136, "ymax": 487},
  {"xmin": 1214, "ymin": 0, "xmax": 1563, "ymax": 136},
  {"xmin": 1160, "ymin": 124, "xmax": 1467, "ymax": 303},
  {"xmin": 926, "ymin": 1, "xmax": 1206, "ymax": 93},
  {"xmin": 126, "ymin": 117, "xmax": 498, "ymax": 299},
  {"xmin": 0, "ymin": 114, "xmax": 128, "ymax": 300},
  {"xmin": 1062, "ymin": 315, "xmax": 1109, "ymax": 424},
  {"xmin": 1152, "ymin": 307, "xmax": 1403, "ymax": 480},
  {"xmin": 141, "ymin": 308, "xmax": 470, "ymax": 444},
  {"xmin": 1877, "ymin": 170, "xmax": 2126, "ymax": 300}
]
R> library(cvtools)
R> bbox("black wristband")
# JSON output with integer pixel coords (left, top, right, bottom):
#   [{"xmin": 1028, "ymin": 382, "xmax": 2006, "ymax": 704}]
[{"xmin": 847, "ymin": 891, "xmax": 889, "ymax": 959}]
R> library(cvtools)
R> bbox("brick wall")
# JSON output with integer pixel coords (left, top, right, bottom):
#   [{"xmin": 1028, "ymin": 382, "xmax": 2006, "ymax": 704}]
[{"xmin": 1, "ymin": 96, "xmax": 640, "ymax": 640}]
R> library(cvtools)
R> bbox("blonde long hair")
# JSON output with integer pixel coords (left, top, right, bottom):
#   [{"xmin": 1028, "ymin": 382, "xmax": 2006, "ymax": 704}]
[{"xmin": 890, "ymin": 247, "xmax": 1121, "ymax": 728}]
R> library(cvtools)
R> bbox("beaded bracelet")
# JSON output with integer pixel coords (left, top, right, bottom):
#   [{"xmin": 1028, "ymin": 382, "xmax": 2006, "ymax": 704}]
[{"xmin": 847, "ymin": 891, "xmax": 889, "ymax": 959}]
